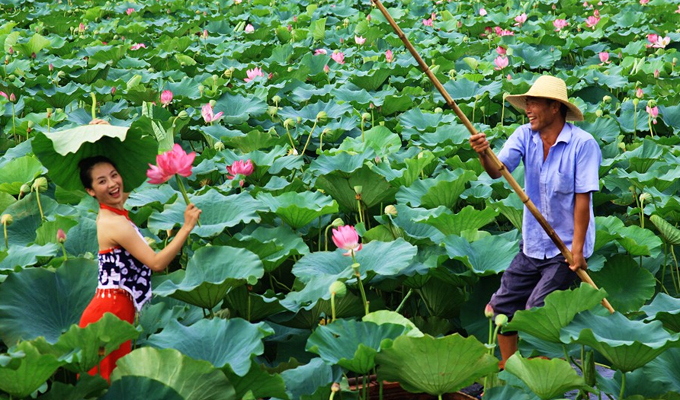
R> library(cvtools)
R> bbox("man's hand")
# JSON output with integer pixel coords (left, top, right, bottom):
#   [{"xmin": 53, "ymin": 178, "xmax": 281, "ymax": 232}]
[
  {"xmin": 469, "ymin": 133, "xmax": 490, "ymax": 154},
  {"xmin": 569, "ymin": 251, "xmax": 587, "ymax": 272}
]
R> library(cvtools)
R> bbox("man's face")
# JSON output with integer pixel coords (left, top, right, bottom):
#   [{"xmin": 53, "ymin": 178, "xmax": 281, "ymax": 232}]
[{"xmin": 524, "ymin": 96, "xmax": 558, "ymax": 132}]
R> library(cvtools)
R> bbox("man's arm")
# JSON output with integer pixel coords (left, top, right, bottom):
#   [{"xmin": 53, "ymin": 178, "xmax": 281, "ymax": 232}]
[
  {"xmin": 569, "ymin": 192, "xmax": 590, "ymax": 271},
  {"xmin": 469, "ymin": 133, "xmax": 502, "ymax": 179}
]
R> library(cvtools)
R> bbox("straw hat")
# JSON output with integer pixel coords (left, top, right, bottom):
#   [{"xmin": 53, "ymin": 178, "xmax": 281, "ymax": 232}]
[{"xmin": 505, "ymin": 75, "xmax": 584, "ymax": 121}]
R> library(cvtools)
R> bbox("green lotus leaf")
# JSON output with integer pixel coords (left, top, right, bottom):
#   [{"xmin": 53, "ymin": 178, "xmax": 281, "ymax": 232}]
[
  {"xmin": 442, "ymin": 231, "xmax": 520, "ymax": 275},
  {"xmin": 560, "ymin": 311, "xmax": 680, "ymax": 372},
  {"xmin": 274, "ymin": 358, "xmax": 338, "ymax": 400},
  {"xmin": 417, "ymin": 205, "xmax": 499, "ymax": 236},
  {"xmin": 0, "ymin": 156, "xmax": 45, "ymax": 195},
  {"xmin": 223, "ymin": 362, "xmax": 288, "ymax": 400},
  {"xmin": 32, "ymin": 312, "xmax": 139, "ymax": 373},
  {"xmin": 650, "ymin": 214, "xmax": 680, "ymax": 245},
  {"xmin": 490, "ymin": 194, "xmax": 524, "ymax": 231},
  {"xmin": 438, "ymin": 79, "xmax": 503, "ymax": 101},
  {"xmin": 148, "ymin": 190, "xmax": 265, "ymax": 237},
  {"xmin": 63, "ymin": 215, "xmax": 98, "ymax": 257},
  {"xmin": 278, "ymin": 100, "xmax": 353, "ymax": 122},
  {"xmin": 282, "ymin": 239, "xmax": 417, "ymax": 312},
  {"xmin": 309, "ymin": 151, "xmax": 372, "ymax": 175},
  {"xmin": 256, "ymin": 191, "xmax": 338, "ymax": 229},
  {"xmin": 371, "ymin": 151, "xmax": 436, "ymax": 187},
  {"xmin": 660, "ymin": 105, "xmax": 680, "ymax": 134},
  {"xmin": 214, "ymin": 92, "xmax": 267, "ymax": 125},
  {"xmin": 103, "ymin": 376, "xmax": 184, "ymax": 400},
  {"xmin": 483, "ymin": 384, "xmax": 539, "ymax": 400},
  {"xmin": 376, "ymin": 333, "xmax": 498, "ymax": 395},
  {"xmin": 396, "ymin": 169, "xmax": 476, "ymax": 209},
  {"xmin": 40, "ymin": 374, "xmax": 108, "ymax": 400},
  {"xmin": 34, "ymin": 214, "xmax": 78, "ymax": 246},
  {"xmin": 617, "ymin": 101, "xmax": 652, "ymax": 133},
  {"xmin": 154, "ymin": 245, "xmax": 264, "ymax": 309},
  {"xmin": 110, "ymin": 347, "xmax": 237, "ymax": 400},
  {"xmin": 348, "ymin": 68, "xmax": 392, "ymax": 91},
  {"xmin": 504, "ymin": 354, "xmax": 595, "ymax": 400},
  {"xmin": 0, "ymin": 243, "xmax": 59, "ymax": 270},
  {"xmin": 506, "ymin": 283, "xmax": 607, "ymax": 343},
  {"xmin": 362, "ymin": 310, "xmax": 423, "ymax": 337},
  {"xmin": 338, "ymin": 126, "xmax": 402, "ymax": 156},
  {"xmin": 223, "ymin": 285, "xmax": 286, "ymax": 321},
  {"xmin": 0, "ymin": 258, "xmax": 97, "ymax": 345},
  {"xmin": 126, "ymin": 184, "xmax": 178, "ymax": 208},
  {"xmin": 398, "ymin": 108, "xmax": 447, "ymax": 131},
  {"xmin": 40, "ymin": 81, "xmax": 86, "ymax": 108},
  {"xmin": 228, "ymin": 225, "xmax": 309, "ymax": 272},
  {"xmin": 577, "ymin": 118, "xmax": 622, "ymax": 144},
  {"xmin": 641, "ymin": 293, "xmax": 680, "ymax": 333},
  {"xmin": 306, "ymin": 319, "xmax": 408, "ymax": 374},
  {"xmin": 627, "ymin": 347, "xmax": 680, "ymax": 396},
  {"xmin": 390, "ymin": 205, "xmax": 446, "ymax": 243},
  {"xmin": 590, "ymin": 254, "xmax": 656, "ymax": 314},
  {"xmin": 147, "ymin": 318, "xmax": 273, "ymax": 376},
  {"xmin": 3, "ymin": 193, "xmax": 64, "ymax": 246},
  {"xmin": 0, "ymin": 341, "xmax": 63, "ymax": 399},
  {"xmin": 314, "ymin": 165, "xmax": 396, "ymax": 212}
]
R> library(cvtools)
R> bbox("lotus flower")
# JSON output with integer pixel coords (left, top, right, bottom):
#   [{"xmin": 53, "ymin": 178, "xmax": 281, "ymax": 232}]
[
  {"xmin": 147, "ymin": 144, "xmax": 196, "ymax": 184},
  {"xmin": 130, "ymin": 43, "xmax": 147, "ymax": 50},
  {"xmin": 496, "ymin": 46, "xmax": 506, "ymax": 56},
  {"xmin": 553, "ymin": 19, "xmax": 569, "ymax": 31},
  {"xmin": 201, "ymin": 104, "xmax": 223, "ymax": 124},
  {"xmin": 636, "ymin": 88, "xmax": 644, "ymax": 98},
  {"xmin": 226, "ymin": 159, "xmax": 254, "ymax": 186},
  {"xmin": 324, "ymin": 64, "xmax": 330, "ymax": 73},
  {"xmin": 651, "ymin": 36, "xmax": 671, "ymax": 49},
  {"xmin": 57, "ymin": 228, "xmax": 66, "ymax": 243},
  {"xmin": 646, "ymin": 105, "xmax": 659, "ymax": 124},
  {"xmin": 654, "ymin": 69, "xmax": 660, "ymax": 78},
  {"xmin": 160, "ymin": 90, "xmax": 173, "ymax": 107},
  {"xmin": 514, "ymin": 13, "xmax": 527, "ymax": 27},
  {"xmin": 647, "ymin": 33, "xmax": 659, "ymax": 44},
  {"xmin": 676, "ymin": 5, "xmax": 680, "ymax": 13},
  {"xmin": 332, "ymin": 225, "xmax": 362, "ymax": 256},
  {"xmin": 585, "ymin": 16, "xmax": 600, "ymax": 29},
  {"xmin": 355, "ymin": 35, "xmax": 366, "ymax": 45},
  {"xmin": 126, "ymin": 8, "xmax": 135, "ymax": 15},
  {"xmin": 494, "ymin": 26, "xmax": 514, "ymax": 36},
  {"xmin": 244, "ymin": 67, "xmax": 265, "ymax": 82},
  {"xmin": 422, "ymin": 18, "xmax": 433, "ymax": 27},
  {"xmin": 640, "ymin": 0, "xmax": 649, "ymax": 4},
  {"xmin": 479, "ymin": 8, "xmax": 487, "ymax": 16},
  {"xmin": 0, "ymin": 92, "xmax": 7, "ymax": 100},
  {"xmin": 314, "ymin": 48, "xmax": 327, "ymax": 55},
  {"xmin": 9, "ymin": 93, "xmax": 15, "ymax": 102},
  {"xmin": 494, "ymin": 56, "xmax": 509, "ymax": 70},
  {"xmin": 78, "ymin": 23, "xmax": 85, "ymax": 33},
  {"xmin": 245, "ymin": 24, "xmax": 254, "ymax": 33},
  {"xmin": 331, "ymin": 51, "xmax": 345, "ymax": 64},
  {"xmin": 385, "ymin": 49, "xmax": 394, "ymax": 62},
  {"xmin": 599, "ymin": 52, "xmax": 610, "ymax": 64}
]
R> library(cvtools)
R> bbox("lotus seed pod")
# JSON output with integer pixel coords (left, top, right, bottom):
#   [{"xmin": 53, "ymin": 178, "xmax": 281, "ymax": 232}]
[
  {"xmin": 329, "ymin": 281, "xmax": 347, "ymax": 298},
  {"xmin": 214, "ymin": 141, "xmax": 225, "ymax": 151},
  {"xmin": 177, "ymin": 110, "xmax": 189, "ymax": 120},
  {"xmin": 296, "ymin": 117, "xmax": 302, "ymax": 124},
  {"xmin": 384, "ymin": 205, "xmax": 397, "ymax": 216},
  {"xmin": 316, "ymin": 111, "xmax": 327, "ymax": 121},
  {"xmin": 595, "ymin": 109, "xmax": 603, "ymax": 117},
  {"xmin": 351, "ymin": 262, "xmax": 361, "ymax": 274},
  {"xmin": 632, "ymin": 98, "xmax": 640, "ymax": 107},
  {"xmin": 20, "ymin": 183, "xmax": 30, "ymax": 195},
  {"xmin": 224, "ymin": 69, "xmax": 233, "ymax": 78},
  {"xmin": 434, "ymin": 107, "xmax": 443, "ymax": 113},
  {"xmin": 331, "ymin": 383, "xmax": 341, "ymax": 392},
  {"xmin": 639, "ymin": 193, "xmax": 651, "ymax": 203},
  {"xmin": 331, "ymin": 218, "xmax": 345, "ymax": 227},
  {"xmin": 494, "ymin": 313, "xmax": 508, "ymax": 327},
  {"xmin": 284, "ymin": 118, "xmax": 295, "ymax": 128},
  {"xmin": 353, "ymin": 186, "xmax": 363, "ymax": 194},
  {"xmin": 46, "ymin": 108, "xmax": 53, "ymax": 118},
  {"xmin": 648, "ymin": 99, "xmax": 656, "ymax": 107},
  {"xmin": 1, "ymin": 214, "xmax": 12, "ymax": 226},
  {"xmin": 209, "ymin": 99, "xmax": 217, "ymax": 107},
  {"xmin": 32, "ymin": 177, "xmax": 48, "ymax": 192},
  {"xmin": 267, "ymin": 106, "xmax": 278, "ymax": 117},
  {"xmin": 272, "ymin": 95, "xmax": 282, "ymax": 104},
  {"xmin": 603, "ymin": 95, "xmax": 612, "ymax": 103}
]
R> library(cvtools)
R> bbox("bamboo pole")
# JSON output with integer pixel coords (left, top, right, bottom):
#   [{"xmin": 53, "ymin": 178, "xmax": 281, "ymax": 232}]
[{"xmin": 372, "ymin": 0, "xmax": 614, "ymax": 313}]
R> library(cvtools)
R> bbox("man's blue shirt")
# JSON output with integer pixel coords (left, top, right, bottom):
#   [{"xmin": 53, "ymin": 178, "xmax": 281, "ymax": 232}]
[{"xmin": 497, "ymin": 122, "xmax": 601, "ymax": 259}]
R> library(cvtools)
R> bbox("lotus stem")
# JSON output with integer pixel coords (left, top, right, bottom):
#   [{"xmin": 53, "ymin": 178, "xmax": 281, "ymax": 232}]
[
  {"xmin": 176, "ymin": 176, "xmax": 201, "ymax": 227},
  {"xmin": 633, "ymin": 102, "xmax": 638, "ymax": 137},
  {"xmin": 394, "ymin": 288, "xmax": 413, "ymax": 314},
  {"xmin": 671, "ymin": 245, "xmax": 680, "ymax": 293},
  {"xmin": 620, "ymin": 371, "xmax": 626, "ymax": 400},
  {"xmin": 351, "ymin": 258, "xmax": 369, "ymax": 316},
  {"xmin": 11, "ymin": 102, "xmax": 16, "ymax": 142},
  {"xmin": 300, "ymin": 119, "xmax": 318, "ymax": 155},
  {"xmin": 3, "ymin": 222, "xmax": 7, "ymax": 249},
  {"xmin": 36, "ymin": 191, "xmax": 44, "ymax": 221},
  {"xmin": 330, "ymin": 292, "xmax": 337, "ymax": 322},
  {"xmin": 324, "ymin": 224, "xmax": 333, "ymax": 252},
  {"xmin": 59, "ymin": 242, "xmax": 68, "ymax": 261},
  {"xmin": 90, "ymin": 92, "xmax": 97, "ymax": 120}
]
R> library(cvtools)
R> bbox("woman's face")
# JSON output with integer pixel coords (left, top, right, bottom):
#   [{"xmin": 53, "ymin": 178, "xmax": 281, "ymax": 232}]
[{"xmin": 86, "ymin": 162, "xmax": 124, "ymax": 205}]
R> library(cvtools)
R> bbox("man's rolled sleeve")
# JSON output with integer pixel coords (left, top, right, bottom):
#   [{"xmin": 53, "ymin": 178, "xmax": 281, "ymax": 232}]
[{"xmin": 574, "ymin": 138, "xmax": 601, "ymax": 194}]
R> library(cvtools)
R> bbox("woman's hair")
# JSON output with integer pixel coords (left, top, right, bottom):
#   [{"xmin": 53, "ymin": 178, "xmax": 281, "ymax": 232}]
[{"xmin": 78, "ymin": 156, "xmax": 118, "ymax": 189}]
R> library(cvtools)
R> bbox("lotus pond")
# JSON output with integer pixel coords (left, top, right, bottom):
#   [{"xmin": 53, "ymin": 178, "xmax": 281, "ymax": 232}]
[{"xmin": 0, "ymin": 0, "xmax": 679, "ymax": 398}]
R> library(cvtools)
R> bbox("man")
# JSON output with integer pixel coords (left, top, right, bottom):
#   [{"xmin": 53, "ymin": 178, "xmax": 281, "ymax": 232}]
[{"xmin": 469, "ymin": 75, "xmax": 601, "ymax": 368}]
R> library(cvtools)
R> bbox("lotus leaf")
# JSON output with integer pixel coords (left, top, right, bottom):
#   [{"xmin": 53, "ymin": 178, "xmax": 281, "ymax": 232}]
[
  {"xmin": 0, "ymin": 243, "xmax": 59, "ymax": 270},
  {"xmin": 590, "ymin": 254, "xmax": 655, "ymax": 314},
  {"xmin": 506, "ymin": 283, "xmax": 607, "ymax": 343},
  {"xmin": 483, "ymin": 384, "xmax": 539, "ymax": 400},
  {"xmin": 314, "ymin": 165, "xmax": 396, "ymax": 212},
  {"xmin": 376, "ymin": 333, "xmax": 498, "ymax": 395},
  {"xmin": 153, "ymin": 245, "xmax": 264, "ymax": 309},
  {"xmin": 362, "ymin": 310, "xmax": 423, "ymax": 337},
  {"xmin": 228, "ymin": 225, "xmax": 310, "ymax": 272},
  {"xmin": 650, "ymin": 214, "xmax": 680, "ymax": 246},
  {"xmin": 641, "ymin": 293, "xmax": 680, "ymax": 332},
  {"xmin": 306, "ymin": 319, "xmax": 408, "ymax": 373},
  {"xmin": 4, "ymin": 193, "xmax": 63, "ymax": 246},
  {"xmin": 560, "ymin": 311, "xmax": 680, "ymax": 372},
  {"xmin": 256, "ymin": 191, "xmax": 337, "ymax": 229},
  {"xmin": 443, "ymin": 231, "xmax": 520, "ymax": 275},
  {"xmin": 504, "ymin": 354, "xmax": 595, "ymax": 400},
  {"xmin": 390, "ymin": 205, "xmax": 446, "ymax": 244},
  {"xmin": 0, "ymin": 258, "xmax": 97, "ymax": 345},
  {"xmin": 223, "ymin": 362, "xmax": 288, "ymax": 400},
  {"xmin": 147, "ymin": 318, "xmax": 273, "ymax": 376},
  {"xmin": 103, "ymin": 377, "xmax": 184, "ymax": 400},
  {"xmin": 110, "ymin": 347, "xmax": 237, "ymax": 400},
  {"xmin": 223, "ymin": 286, "xmax": 286, "ymax": 321},
  {"xmin": 396, "ymin": 169, "xmax": 476, "ymax": 209},
  {"xmin": 272, "ymin": 358, "xmax": 338, "ymax": 400},
  {"xmin": 0, "ymin": 341, "xmax": 63, "ymax": 399},
  {"xmin": 418, "ymin": 205, "xmax": 499, "ymax": 236},
  {"xmin": 0, "ymin": 156, "xmax": 45, "ymax": 195},
  {"xmin": 40, "ymin": 374, "xmax": 108, "ymax": 400}
]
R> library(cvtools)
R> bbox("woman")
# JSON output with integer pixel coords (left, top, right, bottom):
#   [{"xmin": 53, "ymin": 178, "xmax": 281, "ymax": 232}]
[{"xmin": 77, "ymin": 155, "xmax": 201, "ymax": 382}]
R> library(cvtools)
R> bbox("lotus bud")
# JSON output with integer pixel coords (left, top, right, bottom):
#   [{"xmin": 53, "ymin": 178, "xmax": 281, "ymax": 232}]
[
  {"xmin": 484, "ymin": 304, "xmax": 494, "ymax": 319},
  {"xmin": 353, "ymin": 186, "xmax": 363, "ymax": 195},
  {"xmin": 331, "ymin": 218, "xmax": 345, "ymax": 227},
  {"xmin": 214, "ymin": 141, "xmax": 225, "ymax": 151},
  {"xmin": 19, "ymin": 183, "xmax": 30, "ymax": 196},
  {"xmin": 633, "ymin": 98, "xmax": 640, "ymax": 107},
  {"xmin": 32, "ymin": 177, "xmax": 48, "ymax": 192},
  {"xmin": 9, "ymin": 93, "xmax": 16, "ymax": 103},
  {"xmin": 46, "ymin": 108, "xmax": 52, "ymax": 118},
  {"xmin": 1, "ymin": 214, "xmax": 12, "ymax": 226},
  {"xmin": 329, "ymin": 281, "xmax": 347, "ymax": 298},
  {"xmin": 267, "ymin": 106, "xmax": 278, "ymax": 117},
  {"xmin": 212, "ymin": 74, "xmax": 218, "ymax": 85},
  {"xmin": 331, "ymin": 383, "xmax": 341, "ymax": 392},
  {"xmin": 494, "ymin": 313, "xmax": 508, "ymax": 327},
  {"xmin": 177, "ymin": 110, "xmax": 189, "ymax": 120},
  {"xmin": 343, "ymin": 18, "xmax": 350, "ymax": 27},
  {"xmin": 595, "ymin": 109, "xmax": 603, "ymax": 117},
  {"xmin": 56, "ymin": 228, "xmax": 66, "ymax": 243},
  {"xmin": 224, "ymin": 67, "xmax": 234, "ymax": 78},
  {"xmin": 639, "ymin": 192, "xmax": 651, "ymax": 204},
  {"xmin": 384, "ymin": 205, "xmax": 397, "ymax": 216},
  {"xmin": 374, "ymin": 156, "xmax": 381, "ymax": 164},
  {"xmin": 48, "ymin": 63, "xmax": 54, "ymax": 72},
  {"xmin": 284, "ymin": 118, "xmax": 295, "ymax": 128},
  {"xmin": 198, "ymin": 84, "xmax": 205, "ymax": 95},
  {"xmin": 272, "ymin": 95, "xmax": 282, "ymax": 104},
  {"xmin": 57, "ymin": 70, "xmax": 66, "ymax": 79},
  {"xmin": 434, "ymin": 107, "xmax": 443, "ymax": 113},
  {"xmin": 209, "ymin": 99, "xmax": 217, "ymax": 107},
  {"xmin": 603, "ymin": 95, "xmax": 611, "ymax": 103},
  {"xmin": 316, "ymin": 111, "xmax": 327, "ymax": 121},
  {"xmin": 647, "ymin": 99, "xmax": 657, "ymax": 107}
]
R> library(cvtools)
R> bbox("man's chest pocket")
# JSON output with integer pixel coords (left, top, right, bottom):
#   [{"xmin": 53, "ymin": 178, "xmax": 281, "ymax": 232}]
[{"xmin": 554, "ymin": 171, "xmax": 574, "ymax": 194}]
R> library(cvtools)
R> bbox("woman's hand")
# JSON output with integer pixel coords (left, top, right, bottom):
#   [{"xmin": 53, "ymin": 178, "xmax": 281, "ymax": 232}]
[
  {"xmin": 89, "ymin": 118, "xmax": 110, "ymax": 125},
  {"xmin": 184, "ymin": 203, "xmax": 202, "ymax": 230}
]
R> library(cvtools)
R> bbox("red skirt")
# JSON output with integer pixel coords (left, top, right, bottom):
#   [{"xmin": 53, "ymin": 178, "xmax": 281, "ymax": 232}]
[{"xmin": 79, "ymin": 288, "xmax": 135, "ymax": 383}]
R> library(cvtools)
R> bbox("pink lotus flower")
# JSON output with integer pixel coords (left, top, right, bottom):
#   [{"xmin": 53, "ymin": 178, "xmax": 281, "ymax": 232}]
[
  {"xmin": 235, "ymin": 0, "xmax": 242, "ymax": 3},
  {"xmin": 423, "ymin": 18, "xmax": 433, "ymax": 27},
  {"xmin": 496, "ymin": 46, "xmax": 506, "ymax": 56},
  {"xmin": 57, "ymin": 228, "xmax": 66, "ymax": 243},
  {"xmin": 201, "ymin": 29, "xmax": 208, "ymax": 39},
  {"xmin": 479, "ymin": 8, "xmax": 487, "ymax": 16},
  {"xmin": 494, "ymin": 26, "xmax": 514, "ymax": 36},
  {"xmin": 79, "ymin": 23, "xmax": 85, "ymax": 33},
  {"xmin": 585, "ymin": 15, "xmax": 600, "ymax": 29},
  {"xmin": 652, "ymin": 36, "xmax": 671, "ymax": 49},
  {"xmin": 355, "ymin": 35, "xmax": 366, "ymax": 45},
  {"xmin": 130, "ymin": 43, "xmax": 147, "ymax": 50},
  {"xmin": 9, "ymin": 93, "xmax": 15, "ymax": 102},
  {"xmin": 646, "ymin": 105, "xmax": 658, "ymax": 124},
  {"xmin": 636, "ymin": 88, "xmax": 644, "ymax": 98},
  {"xmin": 647, "ymin": 33, "xmax": 659, "ymax": 44},
  {"xmin": 244, "ymin": 67, "xmax": 265, "ymax": 82},
  {"xmin": 484, "ymin": 304, "xmax": 494, "ymax": 318},
  {"xmin": 654, "ymin": 69, "xmax": 660, "ymax": 78},
  {"xmin": 494, "ymin": 56, "xmax": 509, "ymax": 70},
  {"xmin": 676, "ymin": 5, "xmax": 680, "ymax": 13},
  {"xmin": 331, "ymin": 51, "xmax": 345, "ymax": 64},
  {"xmin": 160, "ymin": 90, "xmax": 173, "ymax": 107},
  {"xmin": 111, "ymin": 87, "xmax": 116, "ymax": 95},
  {"xmin": 126, "ymin": 8, "xmax": 135, "ymax": 15},
  {"xmin": 599, "ymin": 52, "xmax": 610, "ymax": 64},
  {"xmin": 514, "ymin": 13, "xmax": 527, "ymax": 27},
  {"xmin": 314, "ymin": 48, "xmax": 328, "ymax": 55},
  {"xmin": 640, "ymin": 0, "xmax": 649, "ymax": 4},
  {"xmin": 0, "ymin": 92, "xmax": 7, "ymax": 100},
  {"xmin": 201, "ymin": 104, "xmax": 223, "ymax": 124},
  {"xmin": 226, "ymin": 160, "xmax": 254, "ymax": 186},
  {"xmin": 385, "ymin": 49, "xmax": 394, "ymax": 62},
  {"xmin": 324, "ymin": 64, "xmax": 330, "ymax": 73},
  {"xmin": 245, "ymin": 24, "xmax": 254, "ymax": 33},
  {"xmin": 553, "ymin": 19, "xmax": 569, "ymax": 31},
  {"xmin": 147, "ymin": 144, "xmax": 196, "ymax": 184},
  {"xmin": 332, "ymin": 225, "xmax": 362, "ymax": 256}
]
